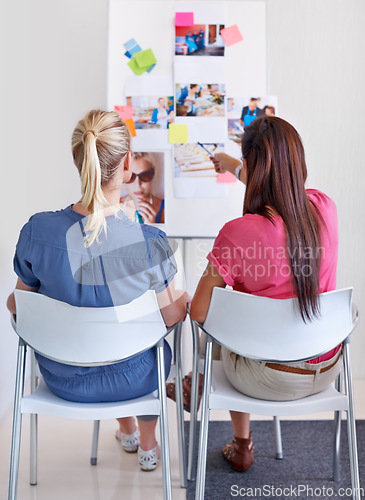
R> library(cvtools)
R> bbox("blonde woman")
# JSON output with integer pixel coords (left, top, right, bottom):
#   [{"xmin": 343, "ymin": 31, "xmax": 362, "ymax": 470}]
[{"xmin": 7, "ymin": 110, "xmax": 187, "ymax": 471}]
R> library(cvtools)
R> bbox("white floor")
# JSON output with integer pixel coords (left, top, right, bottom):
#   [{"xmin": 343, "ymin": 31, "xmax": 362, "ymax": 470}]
[{"xmin": 1, "ymin": 380, "xmax": 364, "ymax": 500}]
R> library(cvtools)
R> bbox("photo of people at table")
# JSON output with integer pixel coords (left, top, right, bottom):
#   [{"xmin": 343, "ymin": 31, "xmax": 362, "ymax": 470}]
[
  {"xmin": 174, "ymin": 143, "xmax": 224, "ymax": 177},
  {"xmin": 175, "ymin": 24, "xmax": 225, "ymax": 56},
  {"xmin": 119, "ymin": 152, "xmax": 165, "ymax": 224},
  {"xmin": 125, "ymin": 96, "xmax": 174, "ymax": 129},
  {"xmin": 227, "ymin": 97, "xmax": 278, "ymax": 143},
  {"xmin": 176, "ymin": 84, "xmax": 226, "ymax": 117}
]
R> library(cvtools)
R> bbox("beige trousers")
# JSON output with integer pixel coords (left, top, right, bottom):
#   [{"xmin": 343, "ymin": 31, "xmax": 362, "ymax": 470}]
[{"xmin": 221, "ymin": 347, "xmax": 343, "ymax": 402}]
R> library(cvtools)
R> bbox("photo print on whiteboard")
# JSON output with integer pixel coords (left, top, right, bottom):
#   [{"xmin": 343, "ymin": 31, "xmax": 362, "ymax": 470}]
[
  {"xmin": 175, "ymin": 24, "xmax": 225, "ymax": 57},
  {"xmin": 227, "ymin": 96, "xmax": 278, "ymax": 144},
  {"xmin": 126, "ymin": 96, "xmax": 174, "ymax": 129},
  {"xmin": 176, "ymin": 84, "xmax": 225, "ymax": 117},
  {"xmin": 173, "ymin": 143, "xmax": 227, "ymax": 198},
  {"xmin": 120, "ymin": 152, "xmax": 165, "ymax": 224}
]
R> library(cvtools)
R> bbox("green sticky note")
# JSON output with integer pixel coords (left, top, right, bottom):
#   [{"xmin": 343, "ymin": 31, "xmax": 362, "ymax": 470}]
[
  {"xmin": 134, "ymin": 49, "xmax": 157, "ymax": 69},
  {"xmin": 127, "ymin": 57, "xmax": 151, "ymax": 75},
  {"xmin": 169, "ymin": 124, "xmax": 188, "ymax": 143}
]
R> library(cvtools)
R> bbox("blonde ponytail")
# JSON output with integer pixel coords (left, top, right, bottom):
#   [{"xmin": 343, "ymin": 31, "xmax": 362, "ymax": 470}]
[{"xmin": 72, "ymin": 110, "xmax": 131, "ymax": 247}]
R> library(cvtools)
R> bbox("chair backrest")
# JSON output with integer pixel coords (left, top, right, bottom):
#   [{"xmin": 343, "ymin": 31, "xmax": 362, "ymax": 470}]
[
  {"xmin": 14, "ymin": 289, "xmax": 166, "ymax": 365},
  {"xmin": 203, "ymin": 287, "xmax": 354, "ymax": 362}
]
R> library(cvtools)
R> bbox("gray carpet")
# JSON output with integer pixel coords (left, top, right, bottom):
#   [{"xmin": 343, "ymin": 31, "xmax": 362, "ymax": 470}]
[{"xmin": 185, "ymin": 420, "xmax": 365, "ymax": 500}]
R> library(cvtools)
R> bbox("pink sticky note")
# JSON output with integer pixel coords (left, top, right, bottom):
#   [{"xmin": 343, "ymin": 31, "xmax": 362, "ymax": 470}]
[
  {"xmin": 175, "ymin": 12, "xmax": 194, "ymax": 27},
  {"xmin": 217, "ymin": 171, "xmax": 237, "ymax": 184},
  {"xmin": 114, "ymin": 105, "xmax": 133, "ymax": 121},
  {"xmin": 220, "ymin": 24, "xmax": 244, "ymax": 47}
]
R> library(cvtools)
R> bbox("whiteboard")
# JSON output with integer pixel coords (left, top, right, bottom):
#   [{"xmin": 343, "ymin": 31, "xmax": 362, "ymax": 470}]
[{"xmin": 108, "ymin": 0, "xmax": 267, "ymax": 237}]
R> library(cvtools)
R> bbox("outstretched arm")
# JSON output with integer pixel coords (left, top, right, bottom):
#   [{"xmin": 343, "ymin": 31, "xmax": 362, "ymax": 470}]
[{"xmin": 210, "ymin": 153, "xmax": 246, "ymax": 183}]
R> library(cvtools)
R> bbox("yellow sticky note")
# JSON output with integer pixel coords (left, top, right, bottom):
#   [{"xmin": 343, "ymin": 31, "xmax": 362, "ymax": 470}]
[
  {"xmin": 127, "ymin": 57, "xmax": 151, "ymax": 75},
  {"xmin": 169, "ymin": 124, "xmax": 188, "ymax": 143},
  {"xmin": 124, "ymin": 118, "xmax": 136, "ymax": 137},
  {"xmin": 134, "ymin": 49, "xmax": 157, "ymax": 69}
]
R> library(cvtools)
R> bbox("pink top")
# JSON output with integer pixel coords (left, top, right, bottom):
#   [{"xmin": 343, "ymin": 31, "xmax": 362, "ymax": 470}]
[{"xmin": 207, "ymin": 189, "xmax": 339, "ymax": 363}]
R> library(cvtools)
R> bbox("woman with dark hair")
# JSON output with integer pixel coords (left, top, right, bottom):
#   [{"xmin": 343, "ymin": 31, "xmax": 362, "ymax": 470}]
[{"xmin": 190, "ymin": 116, "xmax": 340, "ymax": 472}]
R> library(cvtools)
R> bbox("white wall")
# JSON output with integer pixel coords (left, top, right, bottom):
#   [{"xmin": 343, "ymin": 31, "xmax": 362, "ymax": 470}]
[
  {"xmin": 0, "ymin": 0, "xmax": 109, "ymax": 422},
  {"xmin": 1, "ymin": 0, "xmax": 364, "ymax": 421}
]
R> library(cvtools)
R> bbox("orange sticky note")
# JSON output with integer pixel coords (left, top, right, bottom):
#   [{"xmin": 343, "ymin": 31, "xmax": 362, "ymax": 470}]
[
  {"xmin": 220, "ymin": 25, "xmax": 244, "ymax": 47},
  {"xmin": 217, "ymin": 171, "xmax": 236, "ymax": 184},
  {"xmin": 124, "ymin": 118, "xmax": 136, "ymax": 137},
  {"xmin": 114, "ymin": 105, "xmax": 133, "ymax": 121}
]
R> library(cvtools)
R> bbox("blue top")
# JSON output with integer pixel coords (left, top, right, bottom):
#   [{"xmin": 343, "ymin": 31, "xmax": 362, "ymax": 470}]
[{"xmin": 13, "ymin": 205, "xmax": 177, "ymax": 390}]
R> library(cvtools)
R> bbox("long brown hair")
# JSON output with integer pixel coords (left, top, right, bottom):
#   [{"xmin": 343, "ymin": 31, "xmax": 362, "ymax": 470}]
[{"xmin": 242, "ymin": 116, "xmax": 324, "ymax": 321}]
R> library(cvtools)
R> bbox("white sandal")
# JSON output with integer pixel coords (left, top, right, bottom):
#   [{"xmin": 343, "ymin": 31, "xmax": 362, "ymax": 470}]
[
  {"xmin": 138, "ymin": 445, "xmax": 159, "ymax": 471},
  {"xmin": 115, "ymin": 429, "xmax": 140, "ymax": 453}
]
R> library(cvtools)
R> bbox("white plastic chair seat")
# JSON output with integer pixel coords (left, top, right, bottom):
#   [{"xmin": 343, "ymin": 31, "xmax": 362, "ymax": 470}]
[
  {"xmin": 209, "ymin": 360, "xmax": 349, "ymax": 416},
  {"xmin": 193, "ymin": 287, "xmax": 361, "ymax": 500},
  {"xmin": 21, "ymin": 378, "xmax": 160, "ymax": 420},
  {"xmin": 8, "ymin": 289, "xmax": 178, "ymax": 500}
]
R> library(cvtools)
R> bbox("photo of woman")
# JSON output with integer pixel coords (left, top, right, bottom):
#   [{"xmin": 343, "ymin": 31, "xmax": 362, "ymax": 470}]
[
  {"xmin": 151, "ymin": 97, "xmax": 174, "ymax": 129},
  {"xmin": 125, "ymin": 96, "xmax": 174, "ymax": 129},
  {"xmin": 120, "ymin": 152, "xmax": 165, "ymax": 224}
]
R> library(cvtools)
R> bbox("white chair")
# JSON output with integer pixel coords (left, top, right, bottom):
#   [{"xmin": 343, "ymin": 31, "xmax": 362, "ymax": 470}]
[
  {"xmin": 193, "ymin": 287, "xmax": 361, "ymax": 500},
  {"xmin": 8, "ymin": 289, "xmax": 183, "ymax": 500}
]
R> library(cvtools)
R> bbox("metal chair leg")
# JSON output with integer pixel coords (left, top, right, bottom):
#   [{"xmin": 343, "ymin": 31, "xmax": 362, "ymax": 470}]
[
  {"xmin": 188, "ymin": 318, "xmax": 200, "ymax": 481},
  {"xmin": 90, "ymin": 420, "xmax": 100, "ymax": 466},
  {"xmin": 8, "ymin": 339, "xmax": 27, "ymax": 500},
  {"xmin": 29, "ymin": 415, "xmax": 38, "ymax": 485},
  {"xmin": 30, "ymin": 350, "xmax": 38, "ymax": 485},
  {"xmin": 195, "ymin": 336, "xmax": 213, "ymax": 500},
  {"xmin": 173, "ymin": 322, "xmax": 187, "ymax": 488},
  {"xmin": 343, "ymin": 341, "xmax": 361, "ymax": 500},
  {"xmin": 157, "ymin": 340, "xmax": 172, "ymax": 500},
  {"xmin": 333, "ymin": 372, "xmax": 342, "ymax": 481},
  {"xmin": 273, "ymin": 416, "xmax": 283, "ymax": 459}
]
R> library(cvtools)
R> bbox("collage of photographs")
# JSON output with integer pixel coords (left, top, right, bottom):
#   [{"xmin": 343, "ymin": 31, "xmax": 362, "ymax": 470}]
[{"xmin": 113, "ymin": 9, "xmax": 278, "ymax": 221}]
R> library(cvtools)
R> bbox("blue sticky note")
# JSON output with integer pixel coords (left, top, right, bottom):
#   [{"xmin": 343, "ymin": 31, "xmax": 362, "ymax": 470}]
[
  {"xmin": 124, "ymin": 38, "xmax": 138, "ymax": 51},
  {"xmin": 124, "ymin": 50, "xmax": 132, "ymax": 59},
  {"xmin": 129, "ymin": 44, "xmax": 142, "ymax": 56},
  {"xmin": 146, "ymin": 63, "xmax": 156, "ymax": 73}
]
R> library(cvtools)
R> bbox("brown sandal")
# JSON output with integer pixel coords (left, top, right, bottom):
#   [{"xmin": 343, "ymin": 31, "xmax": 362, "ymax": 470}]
[
  {"xmin": 166, "ymin": 374, "xmax": 202, "ymax": 413},
  {"xmin": 222, "ymin": 433, "xmax": 254, "ymax": 472}
]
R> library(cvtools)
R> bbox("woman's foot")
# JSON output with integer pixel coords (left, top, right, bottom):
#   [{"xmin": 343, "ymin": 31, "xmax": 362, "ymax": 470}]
[
  {"xmin": 138, "ymin": 444, "xmax": 161, "ymax": 471},
  {"xmin": 222, "ymin": 433, "xmax": 254, "ymax": 472},
  {"xmin": 115, "ymin": 429, "xmax": 140, "ymax": 453},
  {"xmin": 166, "ymin": 373, "xmax": 202, "ymax": 413}
]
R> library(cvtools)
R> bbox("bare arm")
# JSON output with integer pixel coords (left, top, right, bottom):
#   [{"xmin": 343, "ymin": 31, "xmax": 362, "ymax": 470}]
[
  {"xmin": 190, "ymin": 262, "xmax": 226, "ymax": 324},
  {"xmin": 210, "ymin": 153, "xmax": 242, "ymax": 175},
  {"xmin": 156, "ymin": 277, "xmax": 188, "ymax": 327},
  {"xmin": 7, "ymin": 278, "xmax": 39, "ymax": 315},
  {"xmin": 209, "ymin": 153, "xmax": 247, "ymax": 184}
]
